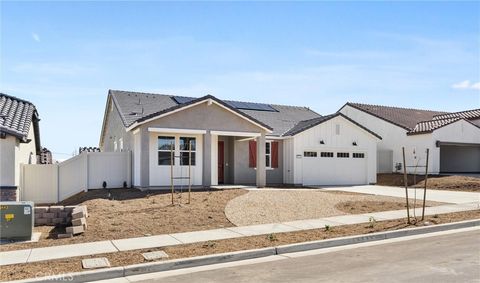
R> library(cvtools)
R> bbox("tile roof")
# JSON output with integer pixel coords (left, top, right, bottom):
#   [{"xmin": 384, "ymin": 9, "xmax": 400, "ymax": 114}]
[
  {"xmin": 432, "ymin": 109, "xmax": 480, "ymax": 121},
  {"xmin": 0, "ymin": 93, "xmax": 38, "ymax": 140},
  {"xmin": 109, "ymin": 90, "xmax": 320, "ymax": 136},
  {"xmin": 408, "ymin": 117, "xmax": 462, "ymax": 135},
  {"xmin": 283, "ymin": 113, "xmax": 382, "ymax": 139},
  {"xmin": 344, "ymin": 102, "xmax": 448, "ymax": 130}
]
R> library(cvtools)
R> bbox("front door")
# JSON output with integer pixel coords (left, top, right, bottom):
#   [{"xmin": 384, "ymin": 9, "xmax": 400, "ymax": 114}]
[{"xmin": 218, "ymin": 141, "xmax": 225, "ymax": 184}]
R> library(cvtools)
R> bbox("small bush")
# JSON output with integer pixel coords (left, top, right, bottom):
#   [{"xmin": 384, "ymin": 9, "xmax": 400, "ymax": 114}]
[
  {"xmin": 266, "ymin": 233, "xmax": 278, "ymax": 241},
  {"xmin": 324, "ymin": 224, "xmax": 331, "ymax": 231},
  {"xmin": 202, "ymin": 241, "xmax": 216, "ymax": 248},
  {"xmin": 368, "ymin": 216, "xmax": 376, "ymax": 228}
]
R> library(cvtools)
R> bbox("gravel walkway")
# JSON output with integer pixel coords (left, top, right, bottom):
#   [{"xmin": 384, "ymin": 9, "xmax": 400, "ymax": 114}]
[{"xmin": 225, "ymin": 190, "xmax": 440, "ymax": 226}]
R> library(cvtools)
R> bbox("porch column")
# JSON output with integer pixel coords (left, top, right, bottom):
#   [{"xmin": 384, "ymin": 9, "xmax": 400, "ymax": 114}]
[
  {"xmin": 203, "ymin": 132, "xmax": 218, "ymax": 187},
  {"xmin": 256, "ymin": 133, "xmax": 266, "ymax": 188},
  {"xmin": 140, "ymin": 127, "xmax": 150, "ymax": 188}
]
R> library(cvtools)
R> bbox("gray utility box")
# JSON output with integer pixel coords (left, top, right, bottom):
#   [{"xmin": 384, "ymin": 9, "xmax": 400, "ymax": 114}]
[{"xmin": 0, "ymin": 201, "xmax": 34, "ymax": 240}]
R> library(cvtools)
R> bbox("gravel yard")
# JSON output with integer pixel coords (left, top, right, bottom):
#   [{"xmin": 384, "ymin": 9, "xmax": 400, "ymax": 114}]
[{"xmin": 225, "ymin": 190, "xmax": 442, "ymax": 226}]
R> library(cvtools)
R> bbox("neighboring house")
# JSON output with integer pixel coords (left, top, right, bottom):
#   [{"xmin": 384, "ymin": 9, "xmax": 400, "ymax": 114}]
[
  {"xmin": 0, "ymin": 93, "xmax": 41, "ymax": 201},
  {"xmin": 100, "ymin": 90, "xmax": 382, "ymax": 188},
  {"xmin": 39, "ymin": 147, "xmax": 53, "ymax": 164},
  {"xmin": 339, "ymin": 103, "xmax": 480, "ymax": 174}
]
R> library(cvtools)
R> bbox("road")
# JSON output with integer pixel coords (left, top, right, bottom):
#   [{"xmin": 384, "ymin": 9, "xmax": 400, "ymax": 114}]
[{"xmin": 133, "ymin": 229, "xmax": 480, "ymax": 283}]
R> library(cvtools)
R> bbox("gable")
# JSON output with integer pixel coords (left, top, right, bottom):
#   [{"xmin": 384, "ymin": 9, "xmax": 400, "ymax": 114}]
[{"xmin": 141, "ymin": 100, "xmax": 270, "ymax": 133}]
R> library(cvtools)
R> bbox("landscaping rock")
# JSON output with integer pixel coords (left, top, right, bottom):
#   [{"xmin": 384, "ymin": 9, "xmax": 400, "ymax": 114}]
[
  {"xmin": 42, "ymin": 212, "xmax": 55, "ymax": 219},
  {"xmin": 35, "ymin": 218, "xmax": 48, "ymax": 225},
  {"xmin": 52, "ymin": 218, "xmax": 65, "ymax": 224},
  {"xmin": 57, "ymin": 233, "xmax": 73, "ymax": 239},
  {"xmin": 72, "ymin": 217, "xmax": 86, "ymax": 226},
  {"xmin": 142, "ymin": 251, "xmax": 169, "ymax": 261},
  {"xmin": 49, "ymin": 206, "xmax": 64, "ymax": 213},
  {"xmin": 71, "ymin": 210, "xmax": 85, "ymax": 220},
  {"xmin": 66, "ymin": 225, "xmax": 85, "ymax": 235},
  {"xmin": 35, "ymin": 207, "xmax": 48, "ymax": 214},
  {"xmin": 82, "ymin": 257, "xmax": 110, "ymax": 269}
]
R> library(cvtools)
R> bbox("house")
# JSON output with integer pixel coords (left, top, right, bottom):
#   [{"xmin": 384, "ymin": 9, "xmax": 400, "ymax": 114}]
[
  {"xmin": 0, "ymin": 93, "xmax": 41, "ymax": 201},
  {"xmin": 339, "ymin": 103, "xmax": 480, "ymax": 174},
  {"xmin": 100, "ymin": 90, "xmax": 381, "ymax": 188}
]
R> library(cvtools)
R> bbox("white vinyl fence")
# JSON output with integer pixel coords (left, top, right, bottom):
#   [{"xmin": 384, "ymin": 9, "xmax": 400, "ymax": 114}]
[{"xmin": 21, "ymin": 152, "xmax": 131, "ymax": 204}]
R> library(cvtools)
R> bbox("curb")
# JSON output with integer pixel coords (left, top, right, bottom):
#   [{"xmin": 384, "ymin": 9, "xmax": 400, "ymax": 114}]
[{"xmin": 7, "ymin": 219, "xmax": 479, "ymax": 283}]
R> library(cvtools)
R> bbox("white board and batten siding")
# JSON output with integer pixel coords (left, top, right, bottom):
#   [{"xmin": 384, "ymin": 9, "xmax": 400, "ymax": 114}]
[
  {"xmin": 289, "ymin": 115, "xmax": 378, "ymax": 186},
  {"xmin": 21, "ymin": 152, "xmax": 132, "ymax": 204}
]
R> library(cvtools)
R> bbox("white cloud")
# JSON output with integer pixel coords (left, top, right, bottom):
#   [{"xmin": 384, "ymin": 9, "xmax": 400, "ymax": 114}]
[
  {"xmin": 451, "ymin": 80, "xmax": 480, "ymax": 90},
  {"xmin": 32, "ymin": 33, "xmax": 40, "ymax": 42}
]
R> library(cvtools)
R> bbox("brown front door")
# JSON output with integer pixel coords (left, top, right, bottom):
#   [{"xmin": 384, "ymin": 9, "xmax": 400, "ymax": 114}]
[{"xmin": 218, "ymin": 141, "xmax": 225, "ymax": 184}]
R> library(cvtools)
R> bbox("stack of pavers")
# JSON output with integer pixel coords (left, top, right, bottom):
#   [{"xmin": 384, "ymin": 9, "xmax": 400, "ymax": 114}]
[{"xmin": 34, "ymin": 205, "xmax": 88, "ymax": 238}]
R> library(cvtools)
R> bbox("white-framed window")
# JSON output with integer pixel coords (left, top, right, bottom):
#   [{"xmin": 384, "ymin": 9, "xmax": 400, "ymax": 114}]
[
  {"xmin": 158, "ymin": 136, "xmax": 175, "ymax": 165},
  {"xmin": 337, "ymin": 152, "xmax": 349, "ymax": 158},
  {"xmin": 304, "ymin": 151, "xmax": 317, "ymax": 157},
  {"xmin": 335, "ymin": 124, "xmax": 340, "ymax": 135},
  {"xmin": 265, "ymin": 141, "xmax": 272, "ymax": 168},
  {"xmin": 353, "ymin": 153, "xmax": 365, "ymax": 158},
  {"xmin": 320, "ymin": 152, "xmax": 334, "ymax": 158},
  {"xmin": 179, "ymin": 137, "xmax": 196, "ymax": 166}
]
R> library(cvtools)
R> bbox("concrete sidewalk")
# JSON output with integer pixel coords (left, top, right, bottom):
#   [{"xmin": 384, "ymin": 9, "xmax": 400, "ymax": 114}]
[
  {"xmin": 320, "ymin": 185, "xmax": 480, "ymax": 204},
  {"xmin": 1, "ymin": 201, "xmax": 478, "ymax": 266}
]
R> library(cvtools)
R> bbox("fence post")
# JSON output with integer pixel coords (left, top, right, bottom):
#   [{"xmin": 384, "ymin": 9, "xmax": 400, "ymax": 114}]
[
  {"xmin": 56, "ymin": 164, "xmax": 60, "ymax": 203},
  {"xmin": 85, "ymin": 153, "xmax": 89, "ymax": 191}
]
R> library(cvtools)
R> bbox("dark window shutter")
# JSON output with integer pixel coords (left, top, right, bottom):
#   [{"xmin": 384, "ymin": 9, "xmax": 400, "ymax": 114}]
[
  {"xmin": 249, "ymin": 140, "xmax": 257, "ymax": 168},
  {"xmin": 271, "ymin": 141, "xmax": 279, "ymax": 168}
]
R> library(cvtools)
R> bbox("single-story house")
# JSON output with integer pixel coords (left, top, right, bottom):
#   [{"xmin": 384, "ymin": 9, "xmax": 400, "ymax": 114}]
[
  {"xmin": 100, "ymin": 90, "xmax": 382, "ymax": 188},
  {"xmin": 339, "ymin": 103, "xmax": 480, "ymax": 174},
  {"xmin": 0, "ymin": 93, "xmax": 41, "ymax": 201}
]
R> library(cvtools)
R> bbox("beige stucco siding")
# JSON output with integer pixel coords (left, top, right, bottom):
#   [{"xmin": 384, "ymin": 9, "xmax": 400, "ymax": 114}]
[{"xmin": 102, "ymin": 99, "xmax": 133, "ymax": 152}]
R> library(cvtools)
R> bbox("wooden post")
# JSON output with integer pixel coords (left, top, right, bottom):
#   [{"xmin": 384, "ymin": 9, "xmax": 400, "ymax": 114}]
[
  {"xmin": 188, "ymin": 140, "xmax": 192, "ymax": 204},
  {"xmin": 422, "ymin": 148, "xmax": 429, "ymax": 220},
  {"xmin": 402, "ymin": 147, "xmax": 411, "ymax": 224},
  {"xmin": 170, "ymin": 142, "xmax": 174, "ymax": 205}
]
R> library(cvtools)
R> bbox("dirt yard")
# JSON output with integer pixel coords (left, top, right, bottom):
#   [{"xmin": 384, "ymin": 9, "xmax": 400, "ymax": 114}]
[
  {"xmin": 0, "ymin": 189, "xmax": 246, "ymax": 252},
  {"xmin": 1, "ymin": 209, "xmax": 478, "ymax": 282},
  {"xmin": 377, "ymin": 173, "xmax": 480, "ymax": 192},
  {"xmin": 224, "ymin": 190, "xmax": 442, "ymax": 226}
]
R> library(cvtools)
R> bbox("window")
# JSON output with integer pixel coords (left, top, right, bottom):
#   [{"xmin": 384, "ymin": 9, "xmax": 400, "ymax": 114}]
[
  {"xmin": 158, "ymin": 136, "xmax": 175, "ymax": 165},
  {"xmin": 304, "ymin": 151, "xmax": 317, "ymax": 157},
  {"xmin": 265, "ymin": 141, "xmax": 271, "ymax": 168},
  {"xmin": 337, "ymin": 152, "xmax": 349, "ymax": 158},
  {"xmin": 353, "ymin": 153, "xmax": 365, "ymax": 158},
  {"xmin": 180, "ymin": 137, "xmax": 196, "ymax": 165},
  {"xmin": 335, "ymin": 124, "xmax": 340, "ymax": 135},
  {"xmin": 320, "ymin": 152, "xmax": 334, "ymax": 158}
]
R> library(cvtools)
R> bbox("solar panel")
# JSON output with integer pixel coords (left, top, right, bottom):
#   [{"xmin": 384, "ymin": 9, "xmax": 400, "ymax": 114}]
[
  {"xmin": 172, "ymin": 96, "xmax": 196, "ymax": 104},
  {"xmin": 225, "ymin": 100, "xmax": 277, "ymax": 112},
  {"xmin": 171, "ymin": 96, "xmax": 277, "ymax": 112}
]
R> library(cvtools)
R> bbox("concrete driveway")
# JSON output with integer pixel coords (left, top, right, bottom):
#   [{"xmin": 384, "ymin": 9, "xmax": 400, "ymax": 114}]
[{"xmin": 320, "ymin": 185, "xmax": 480, "ymax": 204}]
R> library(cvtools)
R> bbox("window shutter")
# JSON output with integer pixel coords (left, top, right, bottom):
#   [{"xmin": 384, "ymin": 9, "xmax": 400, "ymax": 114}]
[
  {"xmin": 271, "ymin": 141, "xmax": 279, "ymax": 168},
  {"xmin": 249, "ymin": 140, "xmax": 257, "ymax": 168}
]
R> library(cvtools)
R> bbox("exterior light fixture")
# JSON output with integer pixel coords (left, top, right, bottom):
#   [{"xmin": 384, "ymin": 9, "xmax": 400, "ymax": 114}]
[
  {"xmin": 320, "ymin": 140, "xmax": 325, "ymax": 144},
  {"xmin": 352, "ymin": 141, "xmax": 357, "ymax": 146}
]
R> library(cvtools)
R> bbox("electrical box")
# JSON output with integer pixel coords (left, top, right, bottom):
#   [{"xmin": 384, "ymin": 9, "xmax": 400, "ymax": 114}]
[{"xmin": 0, "ymin": 201, "xmax": 34, "ymax": 241}]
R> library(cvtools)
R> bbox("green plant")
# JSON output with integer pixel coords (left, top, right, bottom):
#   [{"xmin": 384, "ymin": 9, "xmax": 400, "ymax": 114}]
[
  {"xmin": 266, "ymin": 233, "xmax": 278, "ymax": 241},
  {"xmin": 433, "ymin": 214, "xmax": 439, "ymax": 218},
  {"xmin": 202, "ymin": 241, "xmax": 216, "ymax": 248},
  {"xmin": 368, "ymin": 216, "xmax": 376, "ymax": 228},
  {"xmin": 324, "ymin": 224, "xmax": 331, "ymax": 231}
]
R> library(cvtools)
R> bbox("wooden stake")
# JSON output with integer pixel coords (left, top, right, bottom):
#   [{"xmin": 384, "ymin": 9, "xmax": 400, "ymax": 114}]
[
  {"xmin": 422, "ymin": 148, "xmax": 429, "ymax": 220},
  {"xmin": 402, "ymin": 147, "xmax": 411, "ymax": 224},
  {"xmin": 170, "ymin": 142, "xmax": 174, "ymax": 205},
  {"xmin": 188, "ymin": 140, "xmax": 192, "ymax": 204}
]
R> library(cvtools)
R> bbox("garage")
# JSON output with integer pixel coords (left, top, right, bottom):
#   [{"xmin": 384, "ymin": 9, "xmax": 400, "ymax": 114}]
[
  {"xmin": 439, "ymin": 143, "xmax": 480, "ymax": 173},
  {"xmin": 302, "ymin": 150, "xmax": 368, "ymax": 185}
]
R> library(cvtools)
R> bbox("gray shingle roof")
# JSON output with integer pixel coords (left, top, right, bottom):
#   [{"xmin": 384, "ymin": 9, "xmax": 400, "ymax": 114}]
[
  {"xmin": 0, "ymin": 93, "xmax": 37, "ymax": 140},
  {"xmin": 344, "ymin": 102, "xmax": 448, "ymax": 130},
  {"xmin": 109, "ymin": 90, "xmax": 320, "ymax": 136}
]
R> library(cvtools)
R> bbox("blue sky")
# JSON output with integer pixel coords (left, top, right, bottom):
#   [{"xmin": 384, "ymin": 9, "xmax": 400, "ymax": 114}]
[{"xmin": 1, "ymin": 1, "xmax": 479, "ymax": 160}]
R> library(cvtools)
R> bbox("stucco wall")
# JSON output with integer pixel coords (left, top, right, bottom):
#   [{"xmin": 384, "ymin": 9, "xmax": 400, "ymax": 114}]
[
  {"xmin": 0, "ymin": 136, "xmax": 16, "ymax": 187},
  {"xmin": 102, "ymin": 99, "xmax": 133, "ymax": 152},
  {"xmin": 292, "ymin": 115, "xmax": 378, "ymax": 185},
  {"xmin": 233, "ymin": 138, "xmax": 284, "ymax": 185}
]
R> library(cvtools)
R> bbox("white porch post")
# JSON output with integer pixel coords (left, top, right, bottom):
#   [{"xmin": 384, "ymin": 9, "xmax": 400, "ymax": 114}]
[
  {"xmin": 256, "ymin": 133, "xmax": 266, "ymax": 188},
  {"xmin": 203, "ymin": 131, "xmax": 218, "ymax": 187}
]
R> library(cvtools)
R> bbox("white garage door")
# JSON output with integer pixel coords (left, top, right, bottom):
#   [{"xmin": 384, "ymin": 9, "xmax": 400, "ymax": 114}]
[{"xmin": 302, "ymin": 150, "xmax": 368, "ymax": 186}]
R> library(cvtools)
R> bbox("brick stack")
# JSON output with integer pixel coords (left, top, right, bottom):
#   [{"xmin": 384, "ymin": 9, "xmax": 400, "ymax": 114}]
[
  {"xmin": 63, "ymin": 206, "xmax": 88, "ymax": 238},
  {"xmin": 34, "ymin": 205, "xmax": 88, "ymax": 239}
]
